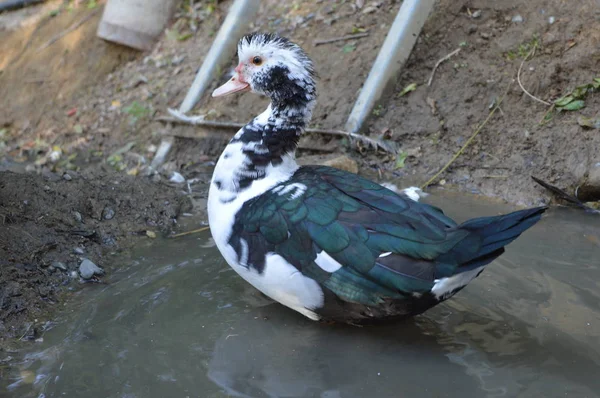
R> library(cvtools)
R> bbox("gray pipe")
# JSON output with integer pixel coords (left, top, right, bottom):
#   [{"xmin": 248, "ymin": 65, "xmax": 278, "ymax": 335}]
[
  {"xmin": 344, "ymin": 0, "xmax": 435, "ymax": 134},
  {"xmin": 0, "ymin": 0, "xmax": 45, "ymax": 12},
  {"xmin": 178, "ymin": 0, "xmax": 260, "ymax": 113}
]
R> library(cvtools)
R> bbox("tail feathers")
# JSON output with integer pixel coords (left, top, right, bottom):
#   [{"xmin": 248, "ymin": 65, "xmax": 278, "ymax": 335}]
[{"xmin": 453, "ymin": 206, "xmax": 547, "ymax": 271}]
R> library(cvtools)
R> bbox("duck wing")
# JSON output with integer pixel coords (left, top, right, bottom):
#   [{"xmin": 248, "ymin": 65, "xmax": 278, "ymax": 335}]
[{"xmin": 229, "ymin": 165, "xmax": 545, "ymax": 306}]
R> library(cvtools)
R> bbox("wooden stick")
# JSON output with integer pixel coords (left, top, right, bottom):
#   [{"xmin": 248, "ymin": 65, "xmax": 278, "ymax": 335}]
[
  {"xmin": 36, "ymin": 9, "xmax": 100, "ymax": 53},
  {"xmin": 170, "ymin": 226, "xmax": 210, "ymax": 238},
  {"xmin": 427, "ymin": 48, "xmax": 460, "ymax": 86},
  {"xmin": 158, "ymin": 108, "xmax": 397, "ymax": 153},
  {"xmin": 421, "ymin": 80, "xmax": 513, "ymax": 189},
  {"xmin": 314, "ymin": 33, "xmax": 369, "ymax": 46}
]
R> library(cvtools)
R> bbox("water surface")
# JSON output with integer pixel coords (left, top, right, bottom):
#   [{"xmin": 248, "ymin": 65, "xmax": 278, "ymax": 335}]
[{"xmin": 3, "ymin": 192, "xmax": 600, "ymax": 398}]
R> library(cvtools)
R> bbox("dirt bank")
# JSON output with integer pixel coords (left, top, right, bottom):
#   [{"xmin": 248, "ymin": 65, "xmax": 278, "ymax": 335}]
[
  {"xmin": 0, "ymin": 169, "xmax": 192, "ymax": 341},
  {"xmin": 0, "ymin": 0, "xmax": 598, "ymax": 341}
]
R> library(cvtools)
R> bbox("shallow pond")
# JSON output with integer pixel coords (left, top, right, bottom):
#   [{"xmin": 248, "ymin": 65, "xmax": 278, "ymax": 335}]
[{"xmin": 2, "ymin": 191, "xmax": 600, "ymax": 398}]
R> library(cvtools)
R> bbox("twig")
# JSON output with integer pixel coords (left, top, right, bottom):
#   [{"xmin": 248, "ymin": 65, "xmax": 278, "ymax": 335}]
[
  {"xmin": 18, "ymin": 323, "xmax": 33, "ymax": 341},
  {"xmin": 159, "ymin": 108, "xmax": 397, "ymax": 153},
  {"xmin": 517, "ymin": 47, "xmax": 551, "ymax": 106},
  {"xmin": 428, "ymin": 48, "xmax": 461, "ymax": 86},
  {"xmin": 421, "ymin": 80, "xmax": 514, "ymax": 189},
  {"xmin": 532, "ymin": 176, "xmax": 598, "ymax": 213},
  {"xmin": 314, "ymin": 33, "xmax": 369, "ymax": 46},
  {"xmin": 36, "ymin": 9, "xmax": 100, "ymax": 53},
  {"xmin": 170, "ymin": 226, "xmax": 210, "ymax": 238}
]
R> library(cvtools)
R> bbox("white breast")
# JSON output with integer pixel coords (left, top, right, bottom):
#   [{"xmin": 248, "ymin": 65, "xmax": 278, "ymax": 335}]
[{"xmin": 207, "ymin": 144, "xmax": 324, "ymax": 320}]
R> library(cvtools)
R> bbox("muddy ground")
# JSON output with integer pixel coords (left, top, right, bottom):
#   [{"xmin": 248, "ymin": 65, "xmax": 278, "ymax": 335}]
[{"xmin": 1, "ymin": 0, "xmax": 599, "ymax": 341}]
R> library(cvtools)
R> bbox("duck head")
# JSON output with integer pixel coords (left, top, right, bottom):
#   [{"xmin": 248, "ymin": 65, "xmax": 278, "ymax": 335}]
[{"xmin": 212, "ymin": 33, "xmax": 316, "ymax": 112}]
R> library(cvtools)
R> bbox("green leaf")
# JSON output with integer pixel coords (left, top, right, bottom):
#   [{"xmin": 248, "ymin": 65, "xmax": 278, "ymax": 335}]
[
  {"xmin": 592, "ymin": 78, "xmax": 600, "ymax": 89},
  {"xmin": 73, "ymin": 124, "xmax": 83, "ymax": 134},
  {"xmin": 342, "ymin": 44, "xmax": 356, "ymax": 53},
  {"xmin": 351, "ymin": 26, "xmax": 366, "ymax": 34},
  {"xmin": 560, "ymin": 100, "xmax": 585, "ymax": 111},
  {"xmin": 395, "ymin": 152, "xmax": 407, "ymax": 169},
  {"xmin": 398, "ymin": 83, "xmax": 417, "ymax": 97},
  {"xmin": 177, "ymin": 32, "xmax": 193, "ymax": 41},
  {"xmin": 572, "ymin": 84, "xmax": 591, "ymax": 99},
  {"xmin": 554, "ymin": 95, "xmax": 574, "ymax": 107},
  {"xmin": 87, "ymin": 0, "xmax": 97, "ymax": 9},
  {"xmin": 123, "ymin": 101, "xmax": 150, "ymax": 119}
]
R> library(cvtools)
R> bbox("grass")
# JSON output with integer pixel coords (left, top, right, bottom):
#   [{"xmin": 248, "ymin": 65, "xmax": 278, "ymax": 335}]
[{"xmin": 505, "ymin": 34, "xmax": 540, "ymax": 60}]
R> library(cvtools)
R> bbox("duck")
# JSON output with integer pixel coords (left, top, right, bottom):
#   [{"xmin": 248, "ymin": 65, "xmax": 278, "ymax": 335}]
[{"xmin": 207, "ymin": 32, "xmax": 546, "ymax": 324}]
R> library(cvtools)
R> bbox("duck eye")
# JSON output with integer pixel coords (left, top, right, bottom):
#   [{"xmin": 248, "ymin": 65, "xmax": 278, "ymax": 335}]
[{"xmin": 252, "ymin": 56, "xmax": 263, "ymax": 66}]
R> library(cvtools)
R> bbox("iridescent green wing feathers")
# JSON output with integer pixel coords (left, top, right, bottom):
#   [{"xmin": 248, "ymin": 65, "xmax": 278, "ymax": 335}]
[{"xmin": 229, "ymin": 166, "xmax": 469, "ymax": 305}]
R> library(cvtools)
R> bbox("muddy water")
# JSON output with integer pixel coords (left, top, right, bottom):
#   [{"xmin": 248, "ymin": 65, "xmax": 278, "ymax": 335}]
[{"xmin": 2, "ymin": 191, "xmax": 600, "ymax": 398}]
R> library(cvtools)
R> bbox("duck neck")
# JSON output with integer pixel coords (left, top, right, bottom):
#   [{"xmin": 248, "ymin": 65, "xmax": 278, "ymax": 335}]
[
  {"xmin": 211, "ymin": 78, "xmax": 316, "ymax": 197},
  {"xmin": 238, "ymin": 91, "xmax": 316, "ymax": 153}
]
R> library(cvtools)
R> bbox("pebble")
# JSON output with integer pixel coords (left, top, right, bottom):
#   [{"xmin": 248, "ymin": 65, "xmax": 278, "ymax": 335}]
[
  {"xmin": 0, "ymin": 356, "xmax": 13, "ymax": 364},
  {"xmin": 479, "ymin": 32, "xmax": 490, "ymax": 40},
  {"xmin": 471, "ymin": 10, "xmax": 482, "ymax": 18},
  {"xmin": 102, "ymin": 207, "xmax": 116, "ymax": 220},
  {"xmin": 73, "ymin": 247, "xmax": 85, "ymax": 255},
  {"xmin": 170, "ymin": 172, "xmax": 185, "ymax": 184},
  {"xmin": 171, "ymin": 55, "xmax": 186, "ymax": 66},
  {"xmin": 52, "ymin": 261, "xmax": 67, "ymax": 271},
  {"xmin": 79, "ymin": 259, "xmax": 104, "ymax": 280},
  {"xmin": 467, "ymin": 24, "xmax": 478, "ymax": 34},
  {"xmin": 62, "ymin": 173, "xmax": 72, "ymax": 181},
  {"xmin": 512, "ymin": 15, "xmax": 524, "ymax": 23},
  {"xmin": 73, "ymin": 211, "xmax": 83, "ymax": 223},
  {"xmin": 548, "ymin": 16, "xmax": 555, "ymax": 24},
  {"xmin": 322, "ymin": 4, "xmax": 334, "ymax": 14}
]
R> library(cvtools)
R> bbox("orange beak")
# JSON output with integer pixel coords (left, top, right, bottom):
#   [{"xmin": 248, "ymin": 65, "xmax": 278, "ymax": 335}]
[{"xmin": 212, "ymin": 73, "xmax": 250, "ymax": 98}]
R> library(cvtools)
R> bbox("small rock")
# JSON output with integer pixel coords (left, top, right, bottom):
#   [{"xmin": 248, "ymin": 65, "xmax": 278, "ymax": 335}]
[
  {"xmin": 169, "ymin": 172, "xmax": 185, "ymax": 184},
  {"xmin": 73, "ymin": 211, "xmax": 83, "ymax": 223},
  {"xmin": 62, "ymin": 173, "xmax": 72, "ymax": 181},
  {"xmin": 127, "ymin": 74, "xmax": 148, "ymax": 88},
  {"xmin": 146, "ymin": 230, "xmax": 157, "ymax": 239},
  {"xmin": 479, "ymin": 32, "xmax": 490, "ymax": 40},
  {"xmin": 0, "ymin": 356, "xmax": 13, "ymax": 364},
  {"xmin": 362, "ymin": 5, "xmax": 377, "ymax": 14},
  {"xmin": 323, "ymin": 156, "xmax": 359, "ymax": 174},
  {"xmin": 471, "ymin": 9, "xmax": 482, "ymax": 18},
  {"xmin": 52, "ymin": 261, "xmax": 67, "ymax": 271},
  {"xmin": 467, "ymin": 24, "xmax": 478, "ymax": 34},
  {"xmin": 171, "ymin": 55, "xmax": 186, "ymax": 65},
  {"xmin": 151, "ymin": 173, "xmax": 162, "ymax": 183},
  {"xmin": 102, "ymin": 207, "xmax": 115, "ymax": 220},
  {"xmin": 73, "ymin": 247, "xmax": 85, "ymax": 255},
  {"xmin": 512, "ymin": 15, "xmax": 524, "ymax": 23},
  {"xmin": 79, "ymin": 259, "xmax": 104, "ymax": 280},
  {"xmin": 548, "ymin": 16, "xmax": 555, "ymax": 24},
  {"xmin": 322, "ymin": 4, "xmax": 334, "ymax": 14}
]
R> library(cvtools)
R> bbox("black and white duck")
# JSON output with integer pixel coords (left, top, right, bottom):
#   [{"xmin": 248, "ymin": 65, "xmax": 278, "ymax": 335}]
[{"xmin": 207, "ymin": 32, "xmax": 546, "ymax": 324}]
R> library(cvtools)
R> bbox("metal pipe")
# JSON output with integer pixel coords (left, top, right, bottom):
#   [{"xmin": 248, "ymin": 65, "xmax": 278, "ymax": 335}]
[
  {"xmin": 0, "ymin": 0, "xmax": 45, "ymax": 12},
  {"xmin": 178, "ymin": 0, "xmax": 260, "ymax": 113},
  {"xmin": 344, "ymin": 0, "xmax": 435, "ymax": 134}
]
